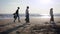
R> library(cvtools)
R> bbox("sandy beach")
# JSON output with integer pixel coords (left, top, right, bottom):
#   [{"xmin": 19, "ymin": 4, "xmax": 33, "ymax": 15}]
[{"xmin": 0, "ymin": 18, "xmax": 60, "ymax": 34}]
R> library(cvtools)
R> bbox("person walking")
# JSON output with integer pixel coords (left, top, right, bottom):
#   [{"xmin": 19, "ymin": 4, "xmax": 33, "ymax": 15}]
[
  {"xmin": 25, "ymin": 6, "xmax": 30, "ymax": 23},
  {"xmin": 50, "ymin": 8, "xmax": 54, "ymax": 23},
  {"xmin": 13, "ymin": 7, "xmax": 20, "ymax": 22}
]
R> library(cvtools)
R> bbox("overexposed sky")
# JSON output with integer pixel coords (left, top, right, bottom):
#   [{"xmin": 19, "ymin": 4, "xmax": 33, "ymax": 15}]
[{"xmin": 0, "ymin": 0, "xmax": 60, "ymax": 14}]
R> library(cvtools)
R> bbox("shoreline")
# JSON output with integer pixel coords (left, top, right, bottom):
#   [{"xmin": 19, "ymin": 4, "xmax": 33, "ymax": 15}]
[{"xmin": 0, "ymin": 18, "xmax": 60, "ymax": 25}]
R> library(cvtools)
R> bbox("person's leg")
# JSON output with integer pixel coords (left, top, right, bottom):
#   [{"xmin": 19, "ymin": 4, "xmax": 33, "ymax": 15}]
[
  {"xmin": 28, "ymin": 15, "xmax": 30, "ymax": 23},
  {"xmin": 27, "ymin": 18, "xmax": 29, "ymax": 22},
  {"xmin": 18, "ymin": 15, "xmax": 20, "ymax": 22},
  {"xmin": 50, "ymin": 16, "xmax": 55, "ymax": 24},
  {"xmin": 26, "ymin": 16, "xmax": 30, "ymax": 23},
  {"xmin": 25, "ymin": 15, "xmax": 30, "ymax": 23},
  {"xmin": 52, "ymin": 16, "xmax": 55, "ymax": 23},
  {"xmin": 28, "ymin": 17, "xmax": 30, "ymax": 22},
  {"xmin": 25, "ymin": 18, "xmax": 27, "ymax": 23},
  {"xmin": 14, "ymin": 17, "xmax": 17, "ymax": 22},
  {"xmin": 50, "ymin": 16, "xmax": 52, "ymax": 23},
  {"xmin": 25, "ymin": 16, "xmax": 27, "ymax": 23}
]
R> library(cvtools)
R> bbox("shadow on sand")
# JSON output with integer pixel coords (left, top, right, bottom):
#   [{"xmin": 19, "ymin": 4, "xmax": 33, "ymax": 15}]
[
  {"xmin": 52, "ymin": 23, "xmax": 60, "ymax": 34},
  {"xmin": 0, "ymin": 23, "xmax": 29, "ymax": 34},
  {"xmin": 0, "ymin": 22, "xmax": 15, "ymax": 27},
  {"xmin": 51, "ymin": 23, "xmax": 60, "ymax": 34}
]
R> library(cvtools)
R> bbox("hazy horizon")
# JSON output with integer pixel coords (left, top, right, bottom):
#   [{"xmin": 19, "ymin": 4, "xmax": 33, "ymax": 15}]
[{"xmin": 0, "ymin": 0, "xmax": 60, "ymax": 14}]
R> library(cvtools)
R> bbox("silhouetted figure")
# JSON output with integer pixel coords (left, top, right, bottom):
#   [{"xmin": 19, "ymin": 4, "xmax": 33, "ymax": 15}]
[
  {"xmin": 25, "ymin": 6, "xmax": 30, "ymax": 23},
  {"xmin": 13, "ymin": 7, "xmax": 20, "ymax": 22},
  {"xmin": 50, "ymin": 8, "xmax": 54, "ymax": 23},
  {"xmin": 49, "ymin": 8, "xmax": 60, "ymax": 34}
]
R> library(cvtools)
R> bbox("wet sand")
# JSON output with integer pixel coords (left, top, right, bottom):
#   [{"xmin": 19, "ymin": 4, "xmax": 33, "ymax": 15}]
[{"xmin": 0, "ymin": 18, "xmax": 60, "ymax": 34}]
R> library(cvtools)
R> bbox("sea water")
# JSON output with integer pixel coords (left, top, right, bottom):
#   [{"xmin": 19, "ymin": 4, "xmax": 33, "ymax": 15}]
[{"xmin": 0, "ymin": 14, "xmax": 60, "ymax": 19}]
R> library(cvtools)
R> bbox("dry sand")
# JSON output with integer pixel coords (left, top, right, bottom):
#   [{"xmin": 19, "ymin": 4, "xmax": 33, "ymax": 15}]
[{"xmin": 0, "ymin": 18, "xmax": 60, "ymax": 34}]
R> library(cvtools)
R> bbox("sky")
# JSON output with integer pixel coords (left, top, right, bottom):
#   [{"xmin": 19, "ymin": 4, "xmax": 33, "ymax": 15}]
[{"xmin": 0, "ymin": 0, "xmax": 60, "ymax": 14}]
